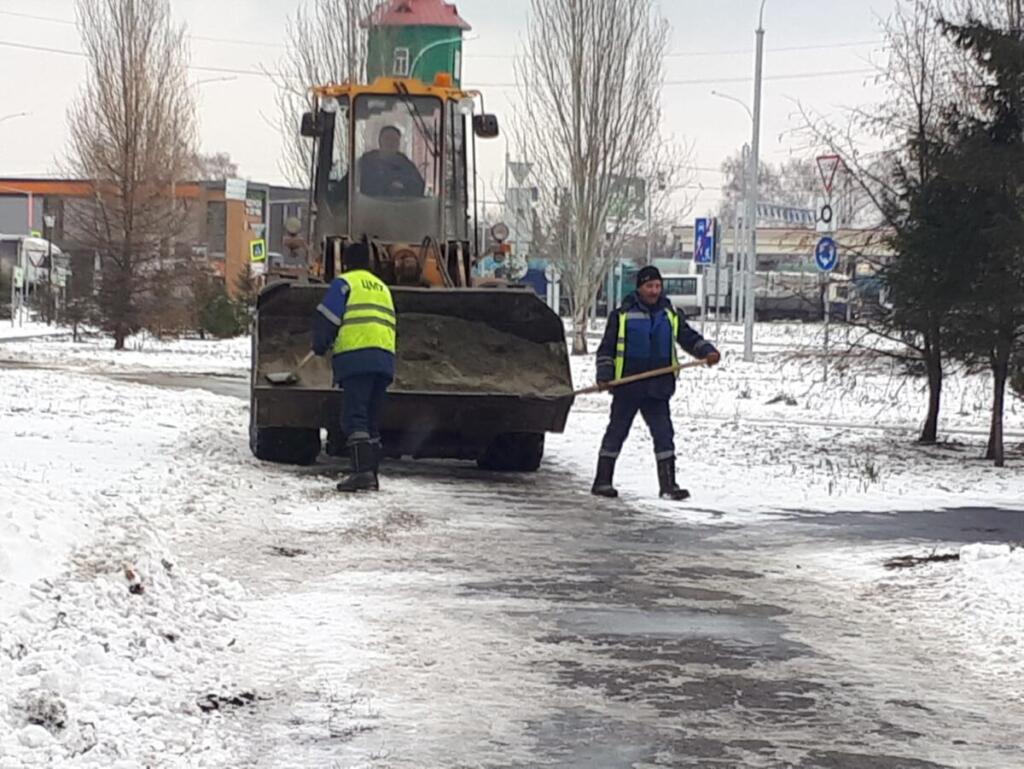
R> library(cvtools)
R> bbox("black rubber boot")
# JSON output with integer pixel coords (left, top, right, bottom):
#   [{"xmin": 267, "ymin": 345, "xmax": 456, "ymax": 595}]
[
  {"xmin": 591, "ymin": 456, "xmax": 619, "ymax": 498},
  {"xmin": 337, "ymin": 441, "xmax": 379, "ymax": 492},
  {"xmin": 657, "ymin": 457, "xmax": 690, "ymax": 501},
  {"xmin": 370, "ymin": 439, "xmax": 383, "ymax": 473}
]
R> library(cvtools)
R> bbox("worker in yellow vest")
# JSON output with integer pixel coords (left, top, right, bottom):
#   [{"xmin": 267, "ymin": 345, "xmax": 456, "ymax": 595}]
[{"xmin": 312, "ymin": 243, "xmax": 396, "ymax": 492}]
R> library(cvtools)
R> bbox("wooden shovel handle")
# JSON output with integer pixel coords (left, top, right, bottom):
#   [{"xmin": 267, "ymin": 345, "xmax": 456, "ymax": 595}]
[{"xmin": 574, "ymin": 360, "xmax": 708, "ymax": 396}]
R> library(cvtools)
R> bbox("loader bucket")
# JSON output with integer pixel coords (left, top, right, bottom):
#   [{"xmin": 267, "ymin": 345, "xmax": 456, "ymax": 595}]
[{"xmin": 249, "ymin": 281, "xmax": 574, "ymax": 469}]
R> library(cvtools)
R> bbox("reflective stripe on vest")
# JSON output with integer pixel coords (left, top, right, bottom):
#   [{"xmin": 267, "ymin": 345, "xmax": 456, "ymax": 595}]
[
  {"xmin": 614, "ymin": 306, "xmax": 679, "ymax": 380},
  {"xmin": 334, "ymin": 269, "xmax": 397, "ymax": 356}
]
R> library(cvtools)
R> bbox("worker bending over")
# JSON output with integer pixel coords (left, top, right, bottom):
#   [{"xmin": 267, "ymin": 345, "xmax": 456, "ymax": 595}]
[{"xmin": 312, "ymin": 243, "xmax": 397, "ymax": 492}]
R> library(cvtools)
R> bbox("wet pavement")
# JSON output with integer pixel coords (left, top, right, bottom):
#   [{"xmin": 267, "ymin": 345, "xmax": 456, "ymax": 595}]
[
  {"xmin": 6, "ymin": 359, "xmax": 1020, "ymax": 767},
  {"xmin": 185, "ymin": 449, "xmax": 1022, "ymax": 768}
]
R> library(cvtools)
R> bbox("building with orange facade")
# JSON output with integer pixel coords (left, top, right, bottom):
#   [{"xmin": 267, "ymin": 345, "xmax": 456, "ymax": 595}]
[{"xmin": 0, "ymin": 177, "xmax": 308, "ymax": 298}]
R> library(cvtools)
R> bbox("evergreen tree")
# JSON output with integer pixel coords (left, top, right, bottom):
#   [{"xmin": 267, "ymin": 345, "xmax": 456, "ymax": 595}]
[{"xmin": 938, "ymin": 16, "xmax": 1024, "ymax": 466}]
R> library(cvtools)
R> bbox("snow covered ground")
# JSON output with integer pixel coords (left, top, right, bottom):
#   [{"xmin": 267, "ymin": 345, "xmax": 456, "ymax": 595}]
[
  {"xmin": 0, "ymin": 321, "xmax": 76, "ymax": 342},
  {"xmin": 1, "ymin": 322, "xmax": 1022, "ymax": 766},
  {"xmin": 0, "ymin": 326, "xmax": 250, "ymax": 374}
]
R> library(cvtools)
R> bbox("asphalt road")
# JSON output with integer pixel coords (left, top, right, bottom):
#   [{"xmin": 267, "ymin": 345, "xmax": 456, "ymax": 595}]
[{"xmin": 6, "ymin": 360, "xmax": 1023, "ymax": 767}]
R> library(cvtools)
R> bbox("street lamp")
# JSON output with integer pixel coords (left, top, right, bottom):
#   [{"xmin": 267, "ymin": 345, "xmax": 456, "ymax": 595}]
[
  {"xmin": 0, "ymin": 111, "xmax": 30, "ymax": 125},
  {"xmin": 743, "ymin": 0, "xmax": 768, "ymax": 363},
  {"xmin": 188, "ymin": 76, "xmax": 238, "ymax": 89},
  {"xmin": 710, "ymin": 91, "xmax": 752, "ymax": 121},
  {"xmin": 409, "ymin": 35, "xmax": 478, "ymax": 82},
  {"xmin": 710, "ymin": 91, "xmax": 754, "ymax": 337}
]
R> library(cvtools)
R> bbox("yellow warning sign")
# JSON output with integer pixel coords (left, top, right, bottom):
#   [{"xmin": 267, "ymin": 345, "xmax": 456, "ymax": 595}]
[{"xmin": 249, "ymin": 239, "xmax": 266, "ymax": 262}]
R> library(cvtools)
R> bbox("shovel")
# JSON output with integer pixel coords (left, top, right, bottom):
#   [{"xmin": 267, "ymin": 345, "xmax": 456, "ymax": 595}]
[
  {"xmin": 573, "ymin": 359, "xmax": 709, "ymax": 396},
  {"xmin": 265, "ymin": 350, "xmax": 317, "ymax": 386}
]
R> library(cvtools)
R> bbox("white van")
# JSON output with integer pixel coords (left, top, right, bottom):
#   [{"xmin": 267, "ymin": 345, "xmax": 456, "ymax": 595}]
[{"xmin": 660, "ymin": 273, "xmax": 704, "ymax": 317}]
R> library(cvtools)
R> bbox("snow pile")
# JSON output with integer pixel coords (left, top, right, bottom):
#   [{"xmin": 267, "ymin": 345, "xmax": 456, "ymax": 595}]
[
  {"xmin": 0, "ymin": 368, "xmax": 259, "ymax": 766},
  {"xmin": 0, "ymin": 552, "xmax": 251, "ymax": 767}
]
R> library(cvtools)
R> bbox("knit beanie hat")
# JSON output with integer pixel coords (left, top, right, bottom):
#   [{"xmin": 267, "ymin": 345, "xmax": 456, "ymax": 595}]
[{"xmin": 636, "ymin": 265, "xmax": 663, "ymax": 288}]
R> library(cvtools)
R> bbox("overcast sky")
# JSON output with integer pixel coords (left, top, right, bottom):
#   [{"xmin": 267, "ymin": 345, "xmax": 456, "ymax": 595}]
[{"xmin": 0, "ymin": 0, "xmax": 899, "ymax": 217}]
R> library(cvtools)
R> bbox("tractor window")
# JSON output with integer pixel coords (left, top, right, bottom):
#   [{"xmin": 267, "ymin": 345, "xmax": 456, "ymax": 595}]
[
  {"xmin": 327, "ymin": 99, "xmax": 350, "ymax": 183},
  {"xmin": 445, "ymin": 101, "xmax": 469, "ymax": 242},
  {"xmin": 351, "ymin": 94, "xmax": 443, "ymax": 243},
  {"xmin": 318, "ymin": 97, "xmax": 350, "ymax": 239}
]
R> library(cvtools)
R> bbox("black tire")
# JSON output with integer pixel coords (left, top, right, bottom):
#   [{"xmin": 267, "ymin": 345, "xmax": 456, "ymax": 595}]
[
  {"xmin": 250, "ymin": 425, "xmax": 321, "ymax": 466},
  {"xmin": 477, "ymin": 433, "xmax": 545, "ymax": 472}
]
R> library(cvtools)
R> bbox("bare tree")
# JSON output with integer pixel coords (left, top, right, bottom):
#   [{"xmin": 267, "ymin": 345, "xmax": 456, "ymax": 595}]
[
  {"xmin": 271, "ymin": 0, "xmax": 378, "ymax": 186},
  {"xmin": 191, "ymin": 151, "xmax": 239, "ymax": 180},
  {"xmin": 66, "ymin": 0, "xmax": 197, "ymax": 349},
  {"xmin": 514, "ymin": 0, "xmax": 673, "ymax": 354},
  {"xmin": 638, "ymin": 141, "xmax": 697, "ymax": 263}
]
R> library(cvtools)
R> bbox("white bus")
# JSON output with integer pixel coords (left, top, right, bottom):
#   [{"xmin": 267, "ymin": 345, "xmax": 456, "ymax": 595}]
[{"xmin": 661, "ymin": 273, "xmax": 704, "ymax": 317}]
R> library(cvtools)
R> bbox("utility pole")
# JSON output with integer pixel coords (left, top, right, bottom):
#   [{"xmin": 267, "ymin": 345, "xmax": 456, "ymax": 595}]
[
  {"xmin": 737, "ymin": 143, "xmax": 749, "ymax": 326},
  {"xmin": 714, "ymin": 217, "xmax": 722, "ymax": 340},
  {"xmin": 743, "ymin": 1, "xmax": 767, "ymax": 363},
  {"xmin": 646, "ymin": 187, "xmax": 653, "ymax": 266},
  {"xmin": 43, "ymin": 214, "xmax": 55, "ymax": 325}
]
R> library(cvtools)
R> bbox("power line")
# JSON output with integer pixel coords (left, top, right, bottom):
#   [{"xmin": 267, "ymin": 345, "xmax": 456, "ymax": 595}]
[
  {"xmin": 0, "ymin": 9, "xmax": 285, "ymax": 49},
  {"xmin": 0, "ymin": 9, "xmax": 883, "ymax": 60},
  {"xmin": 0, "ymin": 36, "xmax": 876, "ymax": 87},
  {"xmin": 0, "ymin": 38, "xmax": 288, "ymax": 78},
  {"xmin": 473, "ymin": 68, "xmax": 876, "ymax": 88},
  {"xmin": 466, "ymin": 39, "xmax": 882, "ymax": 60}
]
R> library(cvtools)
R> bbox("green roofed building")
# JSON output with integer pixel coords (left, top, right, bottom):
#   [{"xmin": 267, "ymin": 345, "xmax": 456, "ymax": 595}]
[{"xmin": 367, "ymin": 0, "xmax": 472, "ymax": 86}]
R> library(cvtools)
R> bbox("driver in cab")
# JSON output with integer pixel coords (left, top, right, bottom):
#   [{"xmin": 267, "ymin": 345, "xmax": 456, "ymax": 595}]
[{"xmin": 359, "ymin": 125, "xmax": 425, "ymax": 198}]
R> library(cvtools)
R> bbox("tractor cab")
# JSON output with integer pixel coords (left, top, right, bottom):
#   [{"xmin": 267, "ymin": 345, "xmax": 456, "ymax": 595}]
[{"xmin": 301, "ymin": 75, "xmax": 497, "ymax": 286}]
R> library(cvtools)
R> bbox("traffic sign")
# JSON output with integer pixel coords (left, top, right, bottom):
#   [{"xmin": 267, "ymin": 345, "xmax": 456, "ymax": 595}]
[
  {"xmin": 249, "ymin": 239, "xmax": 266, "ymax": 263},
  {"xmin": 225, "ymin": 178, "xmax": 247, "ymax": 201},
  {"xmin": 693, "ymin": 217, "xmax": 715, "ymax": 265},
  {"xmin": 815, "ymin": 237, "xmax": 838, "ymax": 272}
]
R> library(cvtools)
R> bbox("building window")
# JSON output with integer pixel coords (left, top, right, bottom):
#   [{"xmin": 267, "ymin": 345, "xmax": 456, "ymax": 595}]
[
  {"xmin": 453, "ymin": 48, "xmax": 462, "ymax": 81},
  {"xmin": 393, "ymin": 47, "xmax": 410, "ymax": 77},
  {"xmin": 205, "ymin": 201, "xmax": 226, "ymax": 257}
]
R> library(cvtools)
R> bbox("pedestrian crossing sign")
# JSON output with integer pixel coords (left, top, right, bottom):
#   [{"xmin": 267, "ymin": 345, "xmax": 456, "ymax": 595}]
[{"xmin": 250, "ymin": 239, "xmax": 266, "ymax": 263}]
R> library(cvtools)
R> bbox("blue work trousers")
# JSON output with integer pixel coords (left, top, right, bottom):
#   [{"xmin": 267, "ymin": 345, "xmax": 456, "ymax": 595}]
[
  {"xmin": 340, "ymin": 373, "xmax": 390, "ymax": 444},
  {"xmin": 599, "ymin": 395, "xmax": 675, "ymax": 461}
]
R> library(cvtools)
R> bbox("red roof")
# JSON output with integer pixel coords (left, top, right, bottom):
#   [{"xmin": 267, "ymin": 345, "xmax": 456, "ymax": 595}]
[{"xmin": 370, "ymin": 0, "xmax": 471, "ymax": 30}]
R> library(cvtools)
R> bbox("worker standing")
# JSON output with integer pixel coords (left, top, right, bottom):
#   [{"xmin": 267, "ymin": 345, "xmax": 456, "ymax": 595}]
[
  {"xmin": 311, "ymin": 243, "xmax": 397, "ymax": 492},
  {"xmin": 592, "ymin": 266, "xmax": 721, "ymax": 501}
]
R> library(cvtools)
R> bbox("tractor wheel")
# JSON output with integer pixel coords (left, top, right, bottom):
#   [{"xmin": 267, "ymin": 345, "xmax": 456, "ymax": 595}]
[
  {"xmin": 477, "ymin": 433, "xmax": 545, "ymax": 472},
  {"xmin": 249, "ymin": 425, "xmax": 321, "ymax": 466}
]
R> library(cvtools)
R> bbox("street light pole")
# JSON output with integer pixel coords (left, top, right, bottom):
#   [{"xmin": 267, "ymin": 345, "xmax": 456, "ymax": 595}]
[
  {"xmin": 0, "ymin": 111, "xmax": 30, "ymax": 125},
  {"xmin": 409, "ymin": 35, "xmax": 477, "ymax": 82},
  {"xmin": 43, "ymin": 214, "xmax": 56, "ymax": 324},
  {"xmin": 743, "ymin": 0, "xmax": 767, "ymax": 363}
]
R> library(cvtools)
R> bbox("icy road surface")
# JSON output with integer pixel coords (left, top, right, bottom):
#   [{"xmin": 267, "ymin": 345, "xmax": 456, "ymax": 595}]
[{"xmin": 1, "ymin": 326, "xmax": 1023, "ymax": 768}]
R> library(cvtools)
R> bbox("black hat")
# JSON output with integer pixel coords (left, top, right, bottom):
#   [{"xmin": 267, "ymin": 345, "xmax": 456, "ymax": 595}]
[
  {"xmin": 636, "ymin": 265, "xmax": 663, "ymax": 288},
  {"xmin": 344, "ymin": 242, "xmax": 371, "ymax": 270}
]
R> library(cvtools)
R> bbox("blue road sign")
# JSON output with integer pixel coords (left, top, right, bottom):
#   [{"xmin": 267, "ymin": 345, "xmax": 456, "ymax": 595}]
[
  {"xmin": 815, "ymin": 236, "xmax": 838, "ymax": 272},
  {"xmin": 694, "ymin": 217, "xmax": 715, "ymax": 265}
]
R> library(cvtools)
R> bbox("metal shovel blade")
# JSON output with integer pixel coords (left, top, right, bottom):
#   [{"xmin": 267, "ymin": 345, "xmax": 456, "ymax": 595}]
[
  {"xmin": 264, "ymin": 370, "xmax": 300, "ymax": 385},
  {"xmin": 264, "ymin": 350, "xmax": 317, "ymax": 386}
]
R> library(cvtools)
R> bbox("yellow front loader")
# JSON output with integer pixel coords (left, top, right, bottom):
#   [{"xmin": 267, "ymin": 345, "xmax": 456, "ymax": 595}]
[{"xmin": 249, "ymin": 75, "xmax": 573, "ymax": 471}]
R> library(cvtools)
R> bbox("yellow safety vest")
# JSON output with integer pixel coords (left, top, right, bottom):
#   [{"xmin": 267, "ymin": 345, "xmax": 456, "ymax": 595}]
[
  {"xmin": 614, "ymin": 306, "xmax": 679, "ymax": 380},
  {"xmin": 334, "ymin": 269, "xmax": 397, "ymax": 356}
]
